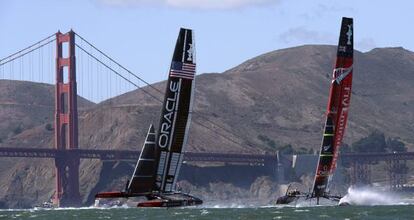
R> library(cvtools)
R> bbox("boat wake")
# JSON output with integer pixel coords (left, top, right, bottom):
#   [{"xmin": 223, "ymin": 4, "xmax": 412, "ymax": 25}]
[
  {"xmin": 201, "ymin": 203, "xmax": 250, "ymax": 209},
  {"xmin": 339, "ymin": 187, "xmax": 411, "ymax": 206}
]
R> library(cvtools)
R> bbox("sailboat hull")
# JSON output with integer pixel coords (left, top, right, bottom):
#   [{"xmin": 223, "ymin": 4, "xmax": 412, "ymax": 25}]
[
  {"xmin": 276, "ymin": 193, "xmax": 342, "ymax": 206},
  {"xmin": 95, "ymin": 192, "xmax": 202, "ymax": 208},
  {"xmin": 137, "ymin": 193, "xmax": 203, "ymax": 207},
  {"xmin": 276, "ymin": 195, "xmax": 300, "ymax": 204}
]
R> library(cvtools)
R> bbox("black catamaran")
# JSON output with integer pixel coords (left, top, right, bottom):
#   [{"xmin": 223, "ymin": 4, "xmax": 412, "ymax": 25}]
[
  {"xmin": 277, "ymin": 17, "xmax": 354, "ymax": 205},
  {"xmin": 95, "ymin": 28, "xmax": 202, "ymax": 207}
]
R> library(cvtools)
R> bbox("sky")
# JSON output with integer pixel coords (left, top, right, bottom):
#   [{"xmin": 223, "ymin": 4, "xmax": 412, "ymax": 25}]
[{"xmin": 0, "ymin": 0, "xmax": 413, "ymax": 87}]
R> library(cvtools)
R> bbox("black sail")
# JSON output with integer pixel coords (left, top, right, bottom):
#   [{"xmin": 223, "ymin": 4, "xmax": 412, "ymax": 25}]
[
  {"xmin": 155, "ymin": 28, "xmax": 196, "ymax": 192},
  {"xmin": 127, "ymin": 124, "xmax": 158, "ymax": 194}
]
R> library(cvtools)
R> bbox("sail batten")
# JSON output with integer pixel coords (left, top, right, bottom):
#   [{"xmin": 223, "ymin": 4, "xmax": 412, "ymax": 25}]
[{"xmin": 312, "ymin": 17, "xmax": 353, "ymax": 198}]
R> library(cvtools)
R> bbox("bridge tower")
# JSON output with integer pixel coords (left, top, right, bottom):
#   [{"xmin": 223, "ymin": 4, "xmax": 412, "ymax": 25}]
[
  {"xmin": 387, "ymin": 158, "xmax": 408, "ymax": 190},
  {"xmin": 53, "ymin": 30, "xmax": 81, "ymax": 207},
  {"xmin": 350, "ymin": 161, "xmax": 371, "ymax": 186}
]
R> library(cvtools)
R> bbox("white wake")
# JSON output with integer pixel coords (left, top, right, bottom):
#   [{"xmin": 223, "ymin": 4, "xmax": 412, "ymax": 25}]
[{"xmin": 339, "ymin": 186, "xmax": 410, "ymax": 206}]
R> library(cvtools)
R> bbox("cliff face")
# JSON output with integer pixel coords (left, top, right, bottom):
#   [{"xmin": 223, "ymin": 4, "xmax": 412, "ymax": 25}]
[{"xmin": 0, "ymin": 45, "xmax": 414, "ymax": 208}]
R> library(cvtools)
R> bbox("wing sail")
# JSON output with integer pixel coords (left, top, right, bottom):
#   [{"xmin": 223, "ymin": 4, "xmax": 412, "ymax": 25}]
[
  {"xmin": 155, "ymin": 28, "xmax": 196, "ymax": 192},
  {"xmin": 312, "ymin": 17, "xmax": 353, "ymax": 197},
  {"xmin": 95, "ymin": 124, "xmax": 158, "ymax": 198},
  {"xmin": 127, "ymin": 124, "xmax": 158, "ymax": 194}
]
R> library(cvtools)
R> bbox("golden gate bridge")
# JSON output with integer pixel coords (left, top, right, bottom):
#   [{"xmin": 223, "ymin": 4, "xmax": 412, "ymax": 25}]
[{"xmin": 0, "ymin": 30, "xmax": 412, "ymax": 207}]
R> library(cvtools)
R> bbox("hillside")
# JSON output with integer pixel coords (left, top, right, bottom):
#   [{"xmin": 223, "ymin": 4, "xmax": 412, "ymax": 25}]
[{"xmin": 0, "ymin": 45, "xmax": 414, "ymax": 207}]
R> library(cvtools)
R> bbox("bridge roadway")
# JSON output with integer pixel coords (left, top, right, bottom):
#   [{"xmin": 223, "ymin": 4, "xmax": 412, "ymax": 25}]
[
  {"xmin": 0, "ymin": 147, "xmax": 276, "ymax": 164},
  {"xmin": 0, "ymin": 147, "xmax": 413, "ymax": 163},
  {"xmin": 340, "ymin": 151, "xmax": 414, "ymax": 162}
]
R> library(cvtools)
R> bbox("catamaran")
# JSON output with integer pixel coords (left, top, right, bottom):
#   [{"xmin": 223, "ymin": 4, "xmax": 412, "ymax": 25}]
[
  {"xmin": 95, "ymin": 28, "xmax": 202, "ymax": 207},
  {"xmin": 277, "ymin": 17, "xmax": 354, "ymax": 205}
]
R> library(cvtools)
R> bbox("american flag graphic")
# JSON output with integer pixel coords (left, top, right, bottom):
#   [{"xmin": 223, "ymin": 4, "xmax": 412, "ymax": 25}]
[{"xmin": 169, "ymin": 61, "xmax": 196, "ymax": 80}]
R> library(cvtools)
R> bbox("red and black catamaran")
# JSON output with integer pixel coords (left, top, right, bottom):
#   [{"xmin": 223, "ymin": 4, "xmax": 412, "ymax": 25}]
[
  {"xmin": 277, "ymin": 17, "xmax": 354, "ymax": 205},
  {"xmin": 95, "ymin": 28, "xmax": 202, "ymax": 207}
]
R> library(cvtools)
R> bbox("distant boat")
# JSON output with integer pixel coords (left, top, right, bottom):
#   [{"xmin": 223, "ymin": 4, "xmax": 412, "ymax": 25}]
[
  {"xmin": 34, "ymin": 201, "xmax": 55, "ymax": 209},
  {"xmin": 95, "ymin": 28, "xmax": 202, "ymax": 208},
  {"xmin": 276, "ymin": 17, "xmax": 354, "ymax": 205}
]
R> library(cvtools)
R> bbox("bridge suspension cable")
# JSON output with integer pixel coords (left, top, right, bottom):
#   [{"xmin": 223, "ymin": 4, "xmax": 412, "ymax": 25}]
[
  {"xmin": 75, "ymin": 43, "xmax": 248, "ymax": 149},
  {"xmin": 74, "ymin": 33, "xmax": 163, "ymax": 95},
  {"xmin": 0, "ymin": 31, "xmax": 260, "ymax": 151},
  {"xmin": 0, "ymin": 34, "xmax": 56, "ymax": 67},
  {"xmin": 0, "ymin": 33, "xmax": 57, "ymax": 86},
  {"xmin": 75, "ymin": 43, "xmax": 163, "ymax": 103},
  {"xmin": 74, "ymin": 33, "xmax": 257, "ymax": 150}
]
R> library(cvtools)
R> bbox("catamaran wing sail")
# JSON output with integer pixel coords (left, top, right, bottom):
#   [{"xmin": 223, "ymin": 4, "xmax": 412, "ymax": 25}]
[
  {"xmin": 127, "ymin": 124, "xmax": 158, "ymax": 194},
  {"xmin": 95, "ymin": 124, "xmax": 158, "ymax": 198},
  {"xmin": 155, "ymin": 28, "xmax": 196, "ymax": 193},
  {"xmin": 312, "ymin": 17, "xmax": 353, "ymax": 198}
]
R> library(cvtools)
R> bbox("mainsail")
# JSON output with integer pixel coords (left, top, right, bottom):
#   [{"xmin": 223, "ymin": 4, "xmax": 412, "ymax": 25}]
[
  {"xmin": 126, "ymin": 124, "xmax": 158, "ymax": 194},
  {"xmin": 312, "ymin": 17, "xmax": 353, "ymax": 198},
  {"xmin": 155, "ymin": 28, "xmax": 196, "ymax": 192}
]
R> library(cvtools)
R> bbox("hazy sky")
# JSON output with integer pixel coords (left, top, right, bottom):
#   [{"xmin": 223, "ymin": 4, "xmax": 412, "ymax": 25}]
[{"xmin": 0, "ymin": 0, "xmax": 413, "ymax": 85}]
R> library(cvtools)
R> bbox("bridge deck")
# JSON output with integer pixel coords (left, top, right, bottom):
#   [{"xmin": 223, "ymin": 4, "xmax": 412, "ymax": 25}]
[
  {"xmin": 0, "ymin": 147, "xmax": 413, "ymax": 163},
  {"xmin": 0, "ymin": 147, "xmax": 275, "ymax": 164}
]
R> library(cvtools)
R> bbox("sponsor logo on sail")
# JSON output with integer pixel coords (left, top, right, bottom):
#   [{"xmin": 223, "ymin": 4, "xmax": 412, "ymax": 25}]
[
  {"xmin": 318, "ymin": 164, "xmax": 330, "ymax": 176},
  {"xmin": 323, "ymin": 144, "xmax": 331, "ymax": 152},
  {"xmin": 187, "ymin": 43, "xmax": 194, "ymax": 62},
  {"xmin": 317, "ymin": 184, "xmax": 326, "ymax": 189},
  {"xmin": 333, "ymin": 65, "xmax": 353, "ymax": 84},
  {"xmin": 346, "ymin": 24, "xmax": 353, "ymax": 45},
  {"xmin": 158, "ymin": 81, "xmax": 180, "ymax": 149},
  {"xmin": 330, "ymin": 86, "xmax": 351, "ymax": 171}
]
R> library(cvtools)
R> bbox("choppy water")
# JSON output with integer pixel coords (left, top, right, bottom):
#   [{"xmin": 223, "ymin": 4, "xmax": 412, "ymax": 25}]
[{"xmin": 1, "ymin": 205, "xmax": 413, "ymax": 220}]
